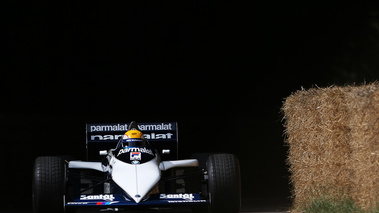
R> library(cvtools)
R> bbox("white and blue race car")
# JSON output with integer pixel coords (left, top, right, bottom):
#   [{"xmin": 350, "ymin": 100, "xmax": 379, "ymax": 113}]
[{"xmin": 32, "ymin": 121, "xmax": 241, "ymax": 213}]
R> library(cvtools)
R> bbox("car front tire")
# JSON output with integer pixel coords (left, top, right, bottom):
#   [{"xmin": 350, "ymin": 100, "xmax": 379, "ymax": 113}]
[{"xmin": 207, "ymin": 154, "xmax": 241, "ymax": 213}]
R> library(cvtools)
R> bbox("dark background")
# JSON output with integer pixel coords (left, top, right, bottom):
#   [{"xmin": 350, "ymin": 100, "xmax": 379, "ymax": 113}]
[{"xmin": 2, "ymin": 1, "xmax": 379, "ymax": 211}]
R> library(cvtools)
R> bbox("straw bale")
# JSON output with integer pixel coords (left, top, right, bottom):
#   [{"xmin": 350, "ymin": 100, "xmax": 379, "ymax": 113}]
[
  {"xmin": 344, "ymin": 84, "xmax": 379, "ymax": 210},
  {"xmin": 282, "ymin": 83, "xmax": 379, "ymax": 211},
  {"xmin": 283, "ymin": 86, "xmax": 352, "ymax": 207}
]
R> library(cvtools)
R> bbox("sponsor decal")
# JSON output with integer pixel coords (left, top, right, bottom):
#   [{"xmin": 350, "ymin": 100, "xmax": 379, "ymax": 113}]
[
  {"xmin": 160, "ymin": 193, "xmax": 195, "ymax": 201},
  {"xmin": 138, "ymin": 123, "xmax": 173, "ymax": 131},
  {"xmin": 143, "ymin": 133, "xmax": 174, "ymax": 140},
  {"xmin": 131, "ymin": 160, "xmax": 140, "ymax": 165},
  {"xmin": 167, "ymin": 200, "xmax": 207, "ymax": 203},
  {"xmin": 91, "ymin": 133, "xmax": 174, "ymax": 141},
  {"xmin": 96, "ymin": 201, "xmax": 119, "ymax": 205},
  {"xmin": 67, "ymin": 202, "xmax": 90, "ymax": 205},
  {"xmin": 90, "ymin": 124, "xmax": 128, "ymax": 132},
  {"xmin": 117, "ymin": 147, "xmax": 153, "ymax": 156},
  {"xmin": 90, "ymin": 134, "xmax": 123, "ymax": 141},
  {"xmin": 89, "ymin": 123, "xmax": 174, "ymax": 132},
  {"xmin": 67, "ymin": 201, "xmax": 119, "ymax": 205},
  {"xmin": 80, "ymin": 194, "xmax": 115, "ymax": 201},
  {"xmin": 130, "ymin": 152, "xmax": 141, "ymax": 160}
]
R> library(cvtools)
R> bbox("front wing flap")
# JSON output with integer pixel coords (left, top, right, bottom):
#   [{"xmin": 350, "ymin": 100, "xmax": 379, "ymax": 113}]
[{"xmin": 65, "ymin": 193, "xmax": 209, "ymax": 208}]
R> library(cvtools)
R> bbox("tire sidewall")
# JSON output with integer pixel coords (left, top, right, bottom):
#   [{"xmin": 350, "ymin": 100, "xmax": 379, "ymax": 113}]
[{"xmin": 207, "ymin": 154, "xmax": 241, "ymax": 213}]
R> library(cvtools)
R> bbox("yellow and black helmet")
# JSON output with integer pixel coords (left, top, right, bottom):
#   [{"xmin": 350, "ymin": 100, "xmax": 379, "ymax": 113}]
[{"xmin": 122, "ymin": 129, "xmax": 147, "ymax": 147}]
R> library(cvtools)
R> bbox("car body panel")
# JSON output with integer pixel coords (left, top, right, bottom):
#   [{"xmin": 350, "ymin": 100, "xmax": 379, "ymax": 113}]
[{"xmin": 111, "ymin": 156, "xmax": 161, "ymax": 203}]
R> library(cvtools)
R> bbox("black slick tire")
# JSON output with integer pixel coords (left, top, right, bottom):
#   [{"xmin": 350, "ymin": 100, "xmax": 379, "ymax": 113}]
[
  {"xmin": 207, "ymin": 154, "xmax": 241, "ymax": 213},
  {"xmin": 33, "ymin": 156, "xmax": 66, "ymax": 213}
]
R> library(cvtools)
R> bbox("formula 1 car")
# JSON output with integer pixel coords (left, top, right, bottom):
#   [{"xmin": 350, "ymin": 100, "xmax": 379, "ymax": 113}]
[{"xmin": 32, "ymin": 121, "xmax": 241, "ymax": 213}]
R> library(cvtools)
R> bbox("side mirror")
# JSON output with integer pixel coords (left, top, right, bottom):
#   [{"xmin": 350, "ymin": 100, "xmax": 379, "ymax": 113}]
[
  {"xmin": 99, "ymin": 150, "xmax": 108, "ymax": 156},
  {"xmin": 162, "ymin": 149, "xmax": 170, "ymax": 154}
]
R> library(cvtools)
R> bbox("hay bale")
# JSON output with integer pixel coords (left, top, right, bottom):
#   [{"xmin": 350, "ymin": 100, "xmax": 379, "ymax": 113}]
[
  {"xmin": 345, "ymin": 85, "xmax": 379, "ymax": 210},
  {"xmin": 283, "ymin": 86, "xmax": 353, "ymax": 207},
  {"xmin": 282, "ymin": 84, "xmax": 379, "ymax": 211}
]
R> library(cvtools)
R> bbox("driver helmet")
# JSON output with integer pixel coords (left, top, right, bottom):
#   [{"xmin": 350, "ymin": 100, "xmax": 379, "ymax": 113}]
[{"xmin": 122, "ymin": 129, "xmax": 147, "ymax": 147}]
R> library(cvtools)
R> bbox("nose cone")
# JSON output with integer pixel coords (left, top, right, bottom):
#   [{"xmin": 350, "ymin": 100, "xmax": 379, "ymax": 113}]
[
  {"xmin": 112, "ymin": 157, "xmax": 161, "ymax": 203},
  {"xmin": 133, "ymin": 194, "xmax": 142, "ymax": 203}
]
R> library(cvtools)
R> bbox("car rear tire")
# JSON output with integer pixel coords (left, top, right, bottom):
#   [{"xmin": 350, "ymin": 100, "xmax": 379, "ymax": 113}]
[
  {"xmin": 207, "ymin": 154, "xmax": 241, "ymax": 213},
  {"xmin": 33, "ymin": 156, "xmax": 67, "ymax": 213}
]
